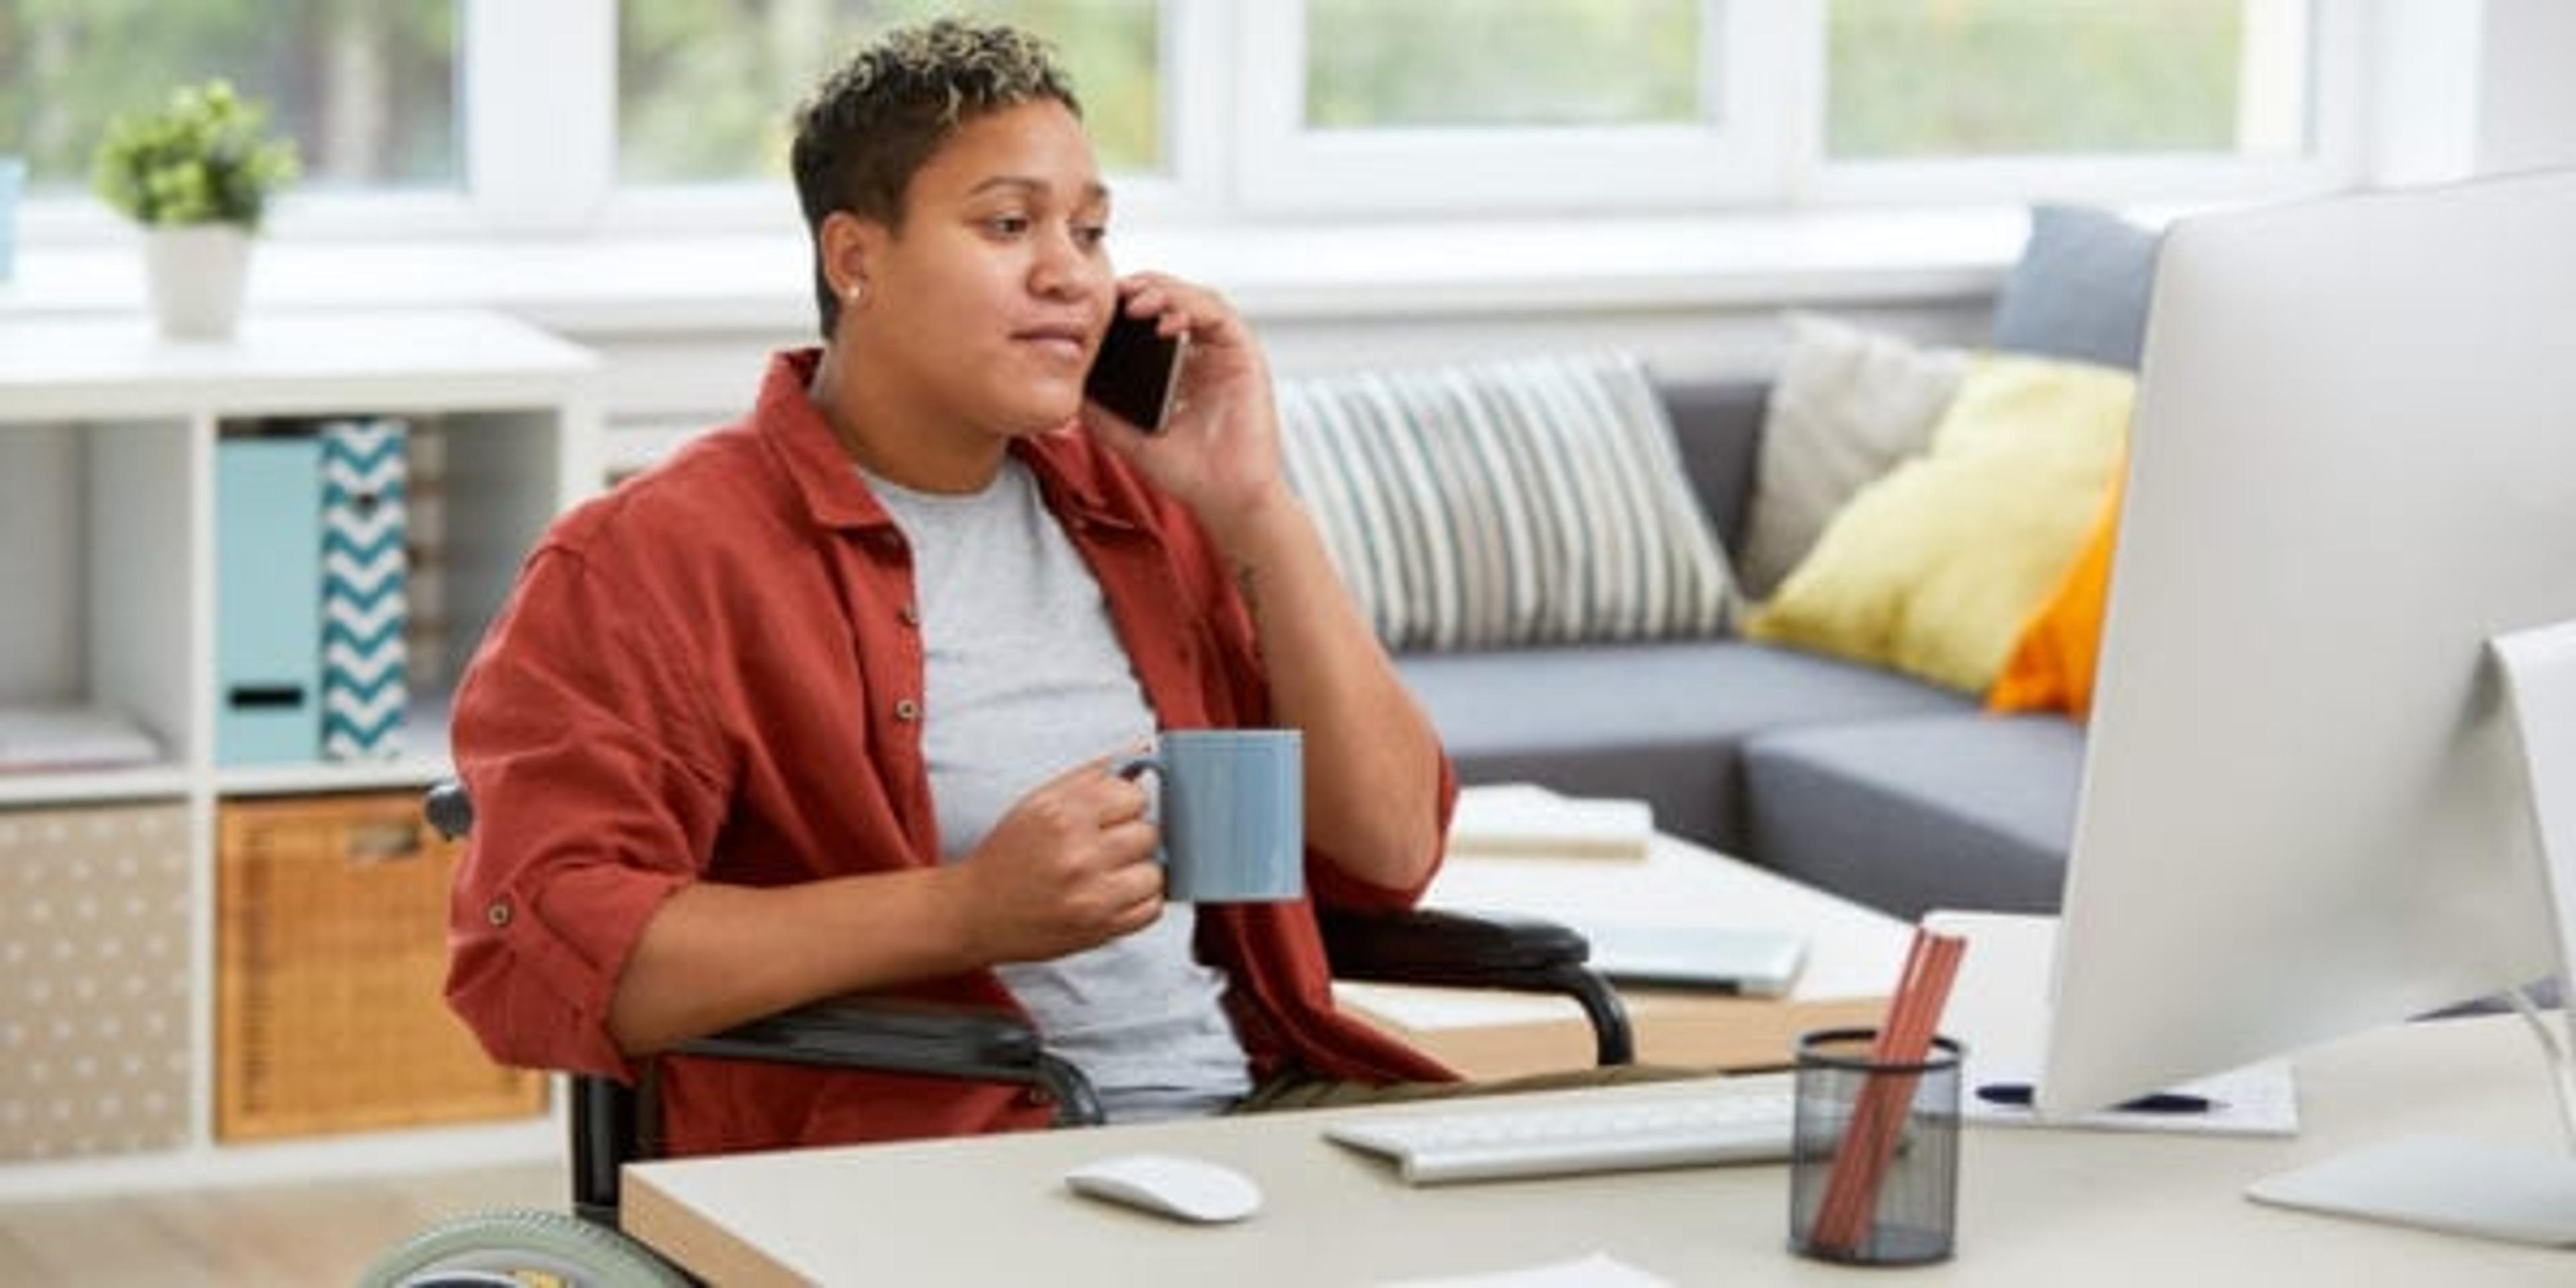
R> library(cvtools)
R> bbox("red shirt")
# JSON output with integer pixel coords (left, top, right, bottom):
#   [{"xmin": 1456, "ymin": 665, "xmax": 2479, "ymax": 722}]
[{"xmin": 447, "ymin": 348, "xmax": 1456, "ymax": 1157}]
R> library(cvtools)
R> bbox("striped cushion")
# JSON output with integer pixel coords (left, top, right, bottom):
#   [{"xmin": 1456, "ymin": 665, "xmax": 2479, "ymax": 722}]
[{"xmin": 1277, "ymin": 353, "xmax": 1735, "ymax": 652}]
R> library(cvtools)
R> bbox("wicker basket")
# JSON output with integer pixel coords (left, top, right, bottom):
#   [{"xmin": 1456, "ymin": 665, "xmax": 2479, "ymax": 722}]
[{"xmin": 217, "ymin": 792, "xmax": 546, "ymax": 1140}]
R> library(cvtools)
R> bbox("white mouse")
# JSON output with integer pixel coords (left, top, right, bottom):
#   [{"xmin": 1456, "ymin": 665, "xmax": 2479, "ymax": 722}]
[{"xmin": 1063, "ymin": 1152, "xmax": 1263, "ymax": 1224}]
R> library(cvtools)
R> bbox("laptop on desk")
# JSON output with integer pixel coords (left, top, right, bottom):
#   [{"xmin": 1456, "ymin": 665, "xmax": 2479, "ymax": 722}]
[{"xmin": 1578, "ymin": 923, "xmax": 1807, "ymax": 997}]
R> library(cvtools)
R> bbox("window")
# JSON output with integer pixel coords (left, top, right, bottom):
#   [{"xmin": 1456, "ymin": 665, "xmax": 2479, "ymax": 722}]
[
  {"xmin": 616, "ymin": 0, "xmax": 1164, "ymax": 185},
  {"xmin": 1825, "ymin": 0, "xmax": 2312, "ymax": 160},
  {"xmin": 1303, "ymin": 0, "xmax": 1701, "ymax": 131},
  {"xmin": 1239, "ymin": 1, "xmax": 2350, "ymax": 215},
  {"xmin": 0, "ymin": 0, "xmax": 458, "ymax": 194},
  {"xmin": 2, "ymin": 1, "xmax": 2364, "ymax": 243},
  {"xmin": 1812, "ymin": 0, "xmax": 2354, "ymax": 204},
  {"xmin": 1236, "ymin": 1, "xmax": 1788, "ymax": 213}
]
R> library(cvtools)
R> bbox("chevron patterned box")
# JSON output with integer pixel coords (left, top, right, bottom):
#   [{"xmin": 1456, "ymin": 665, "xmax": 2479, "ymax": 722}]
[{"xmin": 320, "ymin": 419, "xmax": 409, "ymax": 761}]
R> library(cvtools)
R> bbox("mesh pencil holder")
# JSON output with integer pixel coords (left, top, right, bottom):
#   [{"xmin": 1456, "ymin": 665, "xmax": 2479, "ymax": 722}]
[{"xmin": 1788, "ymin": 1027, "xmax": 1965, "ymax": 1266}]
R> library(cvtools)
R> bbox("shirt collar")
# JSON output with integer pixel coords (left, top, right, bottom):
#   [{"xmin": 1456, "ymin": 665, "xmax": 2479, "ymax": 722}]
[{"xmin": 757, "ymin": 347, "xmax": 893, "ymax": 532}]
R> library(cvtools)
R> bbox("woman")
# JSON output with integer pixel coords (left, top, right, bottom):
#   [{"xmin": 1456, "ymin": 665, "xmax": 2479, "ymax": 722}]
[{"xmin": 444, "ymin": 18, "xmax": 1455, "ymax": 1156}]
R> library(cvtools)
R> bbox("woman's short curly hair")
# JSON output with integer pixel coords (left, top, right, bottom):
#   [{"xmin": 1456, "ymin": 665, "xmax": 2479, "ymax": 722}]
[{"xmin": 791, "ymin": 18, "xmax": 1081, "ymax": 339}]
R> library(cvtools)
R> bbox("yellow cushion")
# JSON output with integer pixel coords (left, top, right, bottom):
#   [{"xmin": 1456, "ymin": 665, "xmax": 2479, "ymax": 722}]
[
  {"xmin": 1988, "ymin": 466, "xmax": 2122, "ymax": 719},
  {"xmin": 1744, "ymin": 354, "xmax": 2132, "ymax": 694}
]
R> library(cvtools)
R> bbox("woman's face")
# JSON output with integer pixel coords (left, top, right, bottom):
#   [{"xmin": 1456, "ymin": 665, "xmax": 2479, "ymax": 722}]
[{"xmin": 847, "ymin": 99, "xmax": 1116, "ymax": 439}]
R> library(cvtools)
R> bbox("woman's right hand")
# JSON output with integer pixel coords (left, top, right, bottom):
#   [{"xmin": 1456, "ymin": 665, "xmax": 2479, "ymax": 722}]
[{"xmin": 950, "ymin": 755, "xmax": 1164, "ymax": 964}]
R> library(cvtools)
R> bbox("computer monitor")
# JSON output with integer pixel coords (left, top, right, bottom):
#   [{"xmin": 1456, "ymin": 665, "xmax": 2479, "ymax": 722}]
[{"xmin": 2036, "ymin": 170, "xmax": 2576, "ymax": 1238}]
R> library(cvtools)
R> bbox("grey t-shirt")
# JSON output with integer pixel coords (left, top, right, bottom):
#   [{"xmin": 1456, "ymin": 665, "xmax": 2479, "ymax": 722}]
[{"xmin": 863, "ymin": 458, "xmax": 1254, "ymax": 1122}]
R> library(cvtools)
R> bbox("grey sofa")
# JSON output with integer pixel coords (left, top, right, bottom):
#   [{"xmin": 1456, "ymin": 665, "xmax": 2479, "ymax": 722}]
[{"xmin": 1395, "ymin": 380, "xmax": 2085, "ymax": 920}]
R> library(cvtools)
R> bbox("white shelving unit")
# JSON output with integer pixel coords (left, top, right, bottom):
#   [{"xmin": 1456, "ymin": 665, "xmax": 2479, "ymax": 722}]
[{"xmin": 0, "ymin": 309, "xmax": 600, "ymax": 1196}]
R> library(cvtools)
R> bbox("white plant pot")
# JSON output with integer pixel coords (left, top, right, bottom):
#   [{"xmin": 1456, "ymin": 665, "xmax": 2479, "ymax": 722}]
[{"xmin": 144, "ymin": 224, "xmax": 254, "ymax": 340}]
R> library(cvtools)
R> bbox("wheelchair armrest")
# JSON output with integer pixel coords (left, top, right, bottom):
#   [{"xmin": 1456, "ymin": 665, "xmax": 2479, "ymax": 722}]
[
  {"xmin": 571, "ymin": 998, "xmax": 1101, "ymax": 1225},
  {"xmin": 1319, "ymin": 906, "xmax": 1588, "ymax": 978},
  {"xmin": 1319, "ymin": 906, "xmax": 1635, "ymax": 1067},
  {"xmin": 676, "ymin": 996, "xmax": 1103, "ymax": 1126}
]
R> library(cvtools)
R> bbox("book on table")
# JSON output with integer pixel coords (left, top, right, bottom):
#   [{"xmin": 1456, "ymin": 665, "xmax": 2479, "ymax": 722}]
[{"xmin": 1445, "ymin": 784, "xmax": 1653, "ymax": 861}]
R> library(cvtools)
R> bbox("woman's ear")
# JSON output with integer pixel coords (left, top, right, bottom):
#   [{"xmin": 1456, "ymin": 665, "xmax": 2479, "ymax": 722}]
[{"xmin": 820, "ymin": 211, "xmax": 879, "ymax": 305}]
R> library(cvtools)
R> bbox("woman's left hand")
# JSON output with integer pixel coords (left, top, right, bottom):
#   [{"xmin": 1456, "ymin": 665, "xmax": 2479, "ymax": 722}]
[{"xmin": 1081, "ymin": 273, "xmax": 1291, "ymax": 551}]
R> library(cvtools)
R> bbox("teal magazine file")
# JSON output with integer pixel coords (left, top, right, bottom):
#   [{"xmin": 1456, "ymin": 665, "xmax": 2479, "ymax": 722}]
[
  {"xmin": 215, "ymin": 437, "xmax": 323, "ymax": 765},
  {"xmin": 320, "ymin": 419, "xmax": 409, "ymax": 761}
]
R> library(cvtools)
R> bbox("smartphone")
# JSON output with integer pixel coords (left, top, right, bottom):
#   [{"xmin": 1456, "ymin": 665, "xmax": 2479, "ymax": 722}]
[{"xmin": 1085, "ymin": 310, "xmax": 1188, "ymax": 433}]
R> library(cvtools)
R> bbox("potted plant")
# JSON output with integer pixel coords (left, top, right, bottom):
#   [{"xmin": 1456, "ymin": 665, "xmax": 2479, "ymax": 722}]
[{"xmin": 91, "ymin": 79, "xmax": 299, "ymax": 339}]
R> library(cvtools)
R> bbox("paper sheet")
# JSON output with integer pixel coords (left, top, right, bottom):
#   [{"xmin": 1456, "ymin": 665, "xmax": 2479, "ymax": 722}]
[
  {"xmin": 1379, "ymin": 1252, "xmax": 1674, "ymax": 1288},
  {"xmin": 1923, "ymin": 910, "xmax": 2302, "ymax": 1138},
  {"xmin": 1964, "ymin": 1057, "xmax": 2300, "ymax": 1136}
]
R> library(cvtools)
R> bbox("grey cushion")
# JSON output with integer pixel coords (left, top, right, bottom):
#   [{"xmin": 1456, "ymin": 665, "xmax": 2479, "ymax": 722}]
[
  {"xmin": 1742, "ymin": 714, "xmax": 2083, "ymax": 919},
  {"xmin": 1399, "ymin": 641, "xmax": 1969, "ymax": 853},
  {"xmin": 1656, "ymin": 378, "xmax": 1770, "ymax": 560},
  {"xmin": 1737, "ymin": 316, "xmax": 1966, "ymax": 602},
  {"xmin": 1990, "ymin": 205, "xmax": 2161, "ymax": 371}
]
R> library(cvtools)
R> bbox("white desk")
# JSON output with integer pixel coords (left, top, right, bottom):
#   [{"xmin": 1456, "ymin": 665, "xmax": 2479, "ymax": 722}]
[
  {"xmin": 623, "ymin": 1014, "xmax": 2571, "ymax": 1285},
  {"xmin": 1336, "ymin": 824, "xmax": 1916, "ymax": 1077}
]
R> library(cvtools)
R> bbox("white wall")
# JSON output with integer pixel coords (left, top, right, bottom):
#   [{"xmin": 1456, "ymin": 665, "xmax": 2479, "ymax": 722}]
[
  {"xmin": 2368, "ymin": 0, "xmax": 2576, "ymax": 185},
  {"xmin": 2475, "ymin": 0, "xmax": 2576, "ymax": 174},
  {"xmin": 0, "ymin": 431, "xmax": 84, "ymax": 702},
  {"xmin": 2367, "ymin": 1, "xmax": 2485, "ymax": 185}
]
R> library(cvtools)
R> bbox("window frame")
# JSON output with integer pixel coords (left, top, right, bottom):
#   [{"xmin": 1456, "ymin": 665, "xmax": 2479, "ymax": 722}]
[
  {"xmin": 1229, "ymin": 0, "xmax": 1794, "ymax": 215},
  {"xmin": 586, "ymin": 0, "xmax": 1210, "ymax": 237},
  {"xmin": 464, "ymin": 0, "xmax": 614, "ymax": 235},
  {"xmin": 7, "ymin": 0, "xmax": 2371, "ymax": 246}
]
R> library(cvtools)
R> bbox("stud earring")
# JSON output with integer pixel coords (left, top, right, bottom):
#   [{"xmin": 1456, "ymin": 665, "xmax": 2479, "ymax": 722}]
[{"xmin": 844, "ymin": 282, "xmax": 865, "ymax": 305}]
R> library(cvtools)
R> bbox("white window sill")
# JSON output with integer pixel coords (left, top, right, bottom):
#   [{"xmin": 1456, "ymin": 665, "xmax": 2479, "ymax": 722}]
[{"xmin": 0, "ymin": 207, "xmax": 2032, "ymax": 337}]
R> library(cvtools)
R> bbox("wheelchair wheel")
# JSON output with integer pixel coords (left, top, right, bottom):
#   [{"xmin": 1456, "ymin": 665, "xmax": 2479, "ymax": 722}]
[{"xmin": 356, "ymin": 1207, "xmax": 694, "ymax": 1288}]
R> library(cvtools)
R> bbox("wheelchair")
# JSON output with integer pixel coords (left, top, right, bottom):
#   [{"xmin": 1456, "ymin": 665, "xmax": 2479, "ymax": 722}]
[{"xmin": 361, "ymin": 782, "xmax": 1633, "ymax": 1286}]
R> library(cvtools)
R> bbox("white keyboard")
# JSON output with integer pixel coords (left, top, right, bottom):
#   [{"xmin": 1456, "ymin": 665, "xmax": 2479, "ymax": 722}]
[{"xmin": 1323, "ymin": 1081, "xmax": 1796, "ymax": 1185}]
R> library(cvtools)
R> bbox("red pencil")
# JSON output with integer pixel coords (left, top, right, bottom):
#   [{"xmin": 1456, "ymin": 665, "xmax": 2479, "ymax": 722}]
[{"xmin": 1809, "ymin": 928, "xmax": 1966, "ymax": 1254}]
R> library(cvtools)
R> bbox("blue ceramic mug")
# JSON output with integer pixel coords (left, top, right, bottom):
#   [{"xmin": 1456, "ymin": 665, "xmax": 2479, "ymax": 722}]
[{"xmin": 1117, "ymin": 730, "xmax": 1303, "ymax": 903}]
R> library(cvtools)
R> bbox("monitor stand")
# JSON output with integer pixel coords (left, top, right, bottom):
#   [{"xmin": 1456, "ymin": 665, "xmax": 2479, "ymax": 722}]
[
  {"xmin": 2247, "ymin": 620, "xmax": 2576, "ymax": 1247},
  {"xmin": 2247, "ymin": 1132, "xmax": 2576, "ymax": 1246}
]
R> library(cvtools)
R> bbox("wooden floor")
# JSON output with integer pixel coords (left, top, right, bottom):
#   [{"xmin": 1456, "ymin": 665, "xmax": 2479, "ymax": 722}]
[{"xmin": 0, "ymin": 1160, "xmax": 561, "ymax": 1286}]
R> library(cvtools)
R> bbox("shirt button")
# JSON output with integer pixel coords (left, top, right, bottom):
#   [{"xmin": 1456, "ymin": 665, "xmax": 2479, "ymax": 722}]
[
  {"xmin": 486, "ymin": 899, "xmax": 513, "ymax": 928},
  {"xmin": 898, "ymin": 604, "xmax": 920, "ymax": 627},
  {"xmin": 1019, "ymin": 1086, "xmax": 1054, "ymax": 1108},
  {"xmin": 874, "ymin": 529, "xmax": 904, "ymax": 551},
  {"xmin": 894, "ymin": 698, "xmax": 920, "ymax": 722}
]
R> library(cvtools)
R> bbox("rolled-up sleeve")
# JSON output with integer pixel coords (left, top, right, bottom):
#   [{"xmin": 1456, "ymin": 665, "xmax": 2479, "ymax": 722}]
[{"xmin": 445, "ymin": 545, "xmax": 730, "ymax": 1082}]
